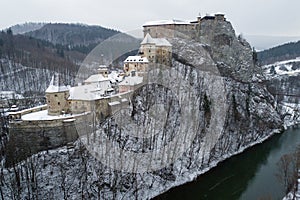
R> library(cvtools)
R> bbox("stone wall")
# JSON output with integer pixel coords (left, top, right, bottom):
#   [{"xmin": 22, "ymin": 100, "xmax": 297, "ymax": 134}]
[
  {"xmin": 5, "ymin": 122, "xmax": 78, "ymax": 167},
  {"xmin": 143, "ymin": 24, "xmax": 196, "ymax": 39}
]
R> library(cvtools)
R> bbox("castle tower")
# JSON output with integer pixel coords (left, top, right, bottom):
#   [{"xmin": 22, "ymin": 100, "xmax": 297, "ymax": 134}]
[
  {"xmin": 140, "ymin": 33, "xmax": 157, "ymax": 63},
  {"xmin": 140, "ymin": 33, "xmax": 172, "ymax": 66},
  {"xmin": 97, "ymin": 65, "xmax": 109, "ymax": 78},
  {"xmin": 45, "ymin": 73, "xmax": 70, "ymax": 116}
]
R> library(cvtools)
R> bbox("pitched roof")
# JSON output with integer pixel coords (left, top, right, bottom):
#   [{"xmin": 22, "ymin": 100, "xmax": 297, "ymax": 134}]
[
  {"xmin": 141, "ymin": 33, "xmax": 171, "ymax": 47},
  {"xmin": 141, "ymin": 33, "xmax": 155, "ymax": 44},
  {"xmin": 84, "ymin": 74, "xmax": 109, "ymax": 83},
  {"xmin": 68, "ymin": 84, "xmax": 111, "ymax": 101},
  {"xmin": 45, "ymin": 74, "xmax": 69, "ymax": 93},
  {"xmin": 124, "ymin": 56, "xmax": 149, "ymax": 63}
]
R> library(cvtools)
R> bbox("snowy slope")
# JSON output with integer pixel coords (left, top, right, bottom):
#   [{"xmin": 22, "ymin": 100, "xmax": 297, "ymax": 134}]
[{"xmin": 262, "ymin": 57, "xmax": 300, "ymax": 78}]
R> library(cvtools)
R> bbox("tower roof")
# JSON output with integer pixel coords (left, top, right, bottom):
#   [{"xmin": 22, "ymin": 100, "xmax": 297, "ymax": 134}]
[
  {"xmin": 141, "ymin": 33, "xmax": 155, "ymax": 45},
  {"xmin": 141, "ymin": 33, "xmax": 171, "ymax": 47},
  {"xmin": 45, "ymin": 73, "xmax": 69, "ymax": 93}
]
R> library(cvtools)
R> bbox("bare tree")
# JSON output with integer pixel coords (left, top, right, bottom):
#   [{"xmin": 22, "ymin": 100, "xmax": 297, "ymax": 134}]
[{"xmin": 276, "ymin": 153, "xmax": 298, "ymax": 195}]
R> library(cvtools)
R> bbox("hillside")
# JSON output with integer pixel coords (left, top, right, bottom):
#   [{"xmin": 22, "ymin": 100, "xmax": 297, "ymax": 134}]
[
  {"xmin": 257, "ymin": 40, "xmax": 300, "ymax": 65},
  {"xmin": 26, "ymin": 23, "xmax": 119, "ymax": 45},
  {"xmin": 0, "ymin": 29, "xmax": 83, "ymax": 94},
  {"xmin": 0, "ymin": 24, "xmax": 141, "ymax": 94},
  {"xmin": 8, "ymin": 22, "xmax": 46, "ymax": 35},
  {"xmin": 24, "ymin": 23, "xmax": 141, "ymax": 59}
]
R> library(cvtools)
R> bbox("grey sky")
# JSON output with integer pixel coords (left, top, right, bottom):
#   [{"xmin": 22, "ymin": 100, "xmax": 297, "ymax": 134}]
[{"xmin": 1, "ymin": 0, "xmax": 300, "ymax": 37}]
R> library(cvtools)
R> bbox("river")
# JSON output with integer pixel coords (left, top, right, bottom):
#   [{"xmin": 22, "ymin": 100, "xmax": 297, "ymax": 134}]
[{"xmin": 154, "ymin": 128, "xmax": 300, "ymax": 200}]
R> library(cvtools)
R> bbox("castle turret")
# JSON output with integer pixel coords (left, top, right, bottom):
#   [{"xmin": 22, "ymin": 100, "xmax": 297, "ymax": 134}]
[{"xmin": 45, "ymin": 73, "xmax": 70, "ymax": 116}]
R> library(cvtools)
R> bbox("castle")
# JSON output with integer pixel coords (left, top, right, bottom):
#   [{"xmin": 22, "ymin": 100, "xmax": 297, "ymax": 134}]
[
  {"xmin": 8, "ymin": 32, "xmax": 173, "ymax": 126},
  {"xmin": 8, "ymin": 13, "xmax": 226, "ymax": 127},
  {"xmin": 6, "ymin": 13, "xmax": 230, "ymax": 165}
]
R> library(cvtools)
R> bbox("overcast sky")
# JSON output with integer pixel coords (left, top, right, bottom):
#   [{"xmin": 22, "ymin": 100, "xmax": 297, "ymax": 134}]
[{"xmin": 1, "ymin": 0, "xmax": 300, "ymax": 37}]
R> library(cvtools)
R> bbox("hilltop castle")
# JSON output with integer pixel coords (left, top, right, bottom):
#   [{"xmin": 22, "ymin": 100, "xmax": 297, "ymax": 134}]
[
  {"xmin": 142, "ymin": 13, "xmax": 226, "ymax": 39},
  {"xmin": 9, "ymin": 13, "xmax": 227, "ymax": 127}
]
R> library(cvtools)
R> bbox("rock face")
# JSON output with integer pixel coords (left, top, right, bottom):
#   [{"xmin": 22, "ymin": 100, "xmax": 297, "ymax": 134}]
[
  {"xmin": 198, "ymin": 19, "xmax": 262, "ymax": 82},
  {"xmin": 0, "ymin": 20, "xmax": 289, "ymax": 199}
]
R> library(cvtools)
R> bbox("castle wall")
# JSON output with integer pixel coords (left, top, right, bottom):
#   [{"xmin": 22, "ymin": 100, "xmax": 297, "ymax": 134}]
[
  {"xmin": 70, "ymin": 100, "xmax": 92, "ymax": 114},
  {"xmin": 143, "ymin": 24, "xmax": 196, "ymax": 39},
  {"xmin": 6, "ymin": 122, "xmax": 78, "ymax": 167}
]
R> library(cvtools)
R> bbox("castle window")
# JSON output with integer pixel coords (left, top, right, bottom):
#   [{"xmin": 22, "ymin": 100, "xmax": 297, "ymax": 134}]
[{"xmin": 58, "ymin": 102, "xmax": 60, "ymax": 105}]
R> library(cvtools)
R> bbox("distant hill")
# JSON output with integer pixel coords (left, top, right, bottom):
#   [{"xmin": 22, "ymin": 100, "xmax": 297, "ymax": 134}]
[
  {"xmin": 0, "ymin": 29, "xmax": 83, "ymax": 93},
  {"xmin": 25, "ymin": 23, "xmax": 119, "ymax": 47},
  {"xmin": 257, "ymin": 40, "xmax": 300, "ymax": 65},
  {"xmin": 245, "ymin": 35, "xmax": 300, "ymax": 51},
  {"xmin": 23, "ymin": 23, "xmax": 140, "ymax": 56},
  {"xmin": 0, "ymin": 23, "xmax": 141, "ymax": 93},
  {"xmin": 8, "ymin": 22, "xmax": 46, "ymax": 35}
]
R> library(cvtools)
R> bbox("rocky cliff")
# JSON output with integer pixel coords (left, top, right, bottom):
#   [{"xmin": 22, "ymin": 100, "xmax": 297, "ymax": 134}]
[{"xmin": 0, "ymin": 19, "xmax": 290, "ymax": 199}]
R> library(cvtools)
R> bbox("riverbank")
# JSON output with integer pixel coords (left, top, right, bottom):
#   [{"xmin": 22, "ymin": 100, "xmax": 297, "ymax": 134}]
[
  {"xmin": 148, "ymin": 128, "xmax": 283, "ymax": 199},
  {"xmin": 155, "ymin": 127, "xmax": 300, "ymax": 200}
]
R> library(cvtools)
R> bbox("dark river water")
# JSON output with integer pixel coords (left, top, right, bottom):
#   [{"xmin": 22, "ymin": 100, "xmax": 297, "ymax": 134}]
[{"xmin": 155, "ymin": 128, "xmax": 300, "ymax": 200}]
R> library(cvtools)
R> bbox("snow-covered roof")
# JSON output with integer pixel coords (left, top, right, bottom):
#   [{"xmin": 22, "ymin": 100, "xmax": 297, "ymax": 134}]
[
  {"xmin": 124, "ymin": 56, "xmax": 149, "ymax": 63},
  {"xmin": 119, "ymin": 76, "xmax": 143, "ymax": 86},
  {"xmin": 141, "ymin": 33, "xmax": 155, "ymax": 44},
  {"xmin": 84, "ymin": 74, "xmax": 109, "ymax": 83},
  {"xmin": 154, "ymin": 38, "xmax": 172, "ymax": 46},
  {"xmin": 143, "ymin": 19, "xmax": 191, "ymax": 26},
  {"xmin": 108, "ymin": 71, "xmax": 123, "ymax": 82},
  {"xmin": 45, "ymin": 75, "xmax": 69, "ymax": 93},
  {"xmin": 141, "ymin": 33, "xmax": 171, "ymax": 47},
  {"xmin": 68, "ymin": 84, "xmax": 113, "ymax": 101}
]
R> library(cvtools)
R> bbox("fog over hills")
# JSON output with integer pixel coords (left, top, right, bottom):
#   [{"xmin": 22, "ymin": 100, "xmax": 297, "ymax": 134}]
[{"xmin": 245, "ymin": 34, "xmax": 300, "ymax": 51}]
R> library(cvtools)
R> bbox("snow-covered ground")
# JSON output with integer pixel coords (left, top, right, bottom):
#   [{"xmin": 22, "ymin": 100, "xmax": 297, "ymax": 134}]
[
  {"xmin": 21, "ymin": 109, "xmax": 89, "ymax": 121},
  {"xmin": 262, "ymin": 57, "xmax": 300, "ymax": 78}
]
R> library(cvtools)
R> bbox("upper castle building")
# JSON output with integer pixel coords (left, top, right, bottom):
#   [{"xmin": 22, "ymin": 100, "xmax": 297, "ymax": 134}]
[{"xmin": 142, "ymin": 13, "xmax": 226, "ymax": 39}]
